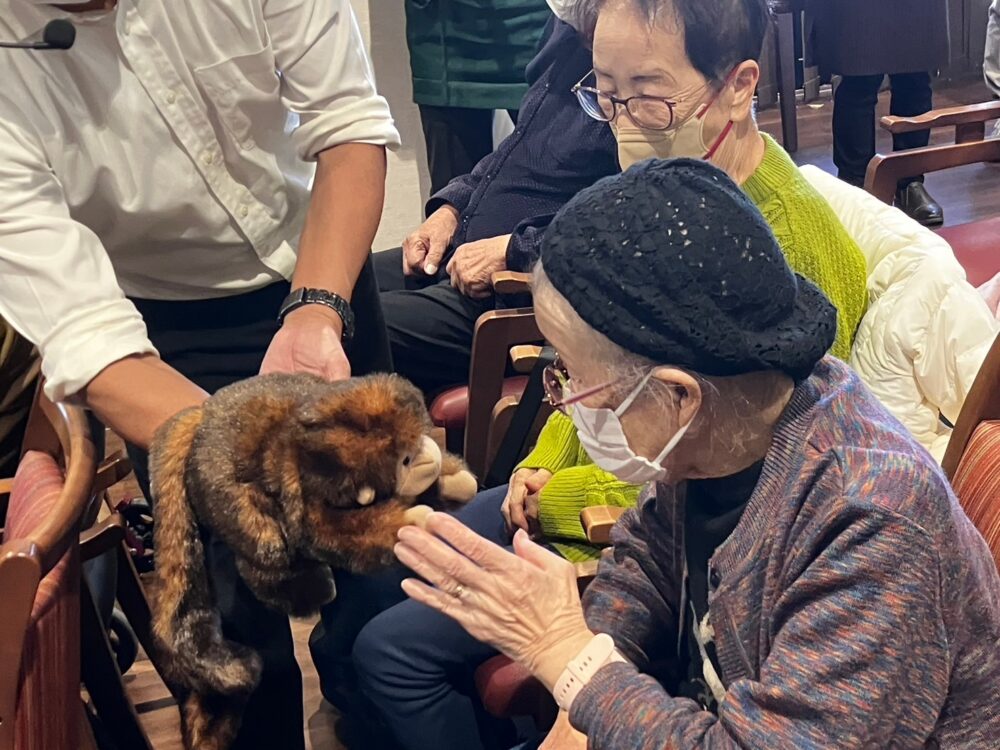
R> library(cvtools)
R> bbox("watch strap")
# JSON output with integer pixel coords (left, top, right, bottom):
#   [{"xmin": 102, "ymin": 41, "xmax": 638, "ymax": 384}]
[
  {"xmin": 278, "ymin": 288, "xmax": 355, "ymax": 341},
  {"xmin": 553, "ymin": 633, "xmax": 627, "ymax": 711}
]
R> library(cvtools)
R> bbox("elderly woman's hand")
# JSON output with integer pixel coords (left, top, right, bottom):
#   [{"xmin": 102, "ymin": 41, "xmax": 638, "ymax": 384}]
[
  {"xmin": 502, "ymin": 468, "xmax": 553, "ymax": 536},
  {"xmin": 395, "ymin": 512, "xmax": 594, "ymax": 690}
]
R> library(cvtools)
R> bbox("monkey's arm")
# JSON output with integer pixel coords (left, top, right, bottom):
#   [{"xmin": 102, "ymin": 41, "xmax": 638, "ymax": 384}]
[{"xmin": 425, "ymin": 451, "xmax": 478, "ymax": 505}]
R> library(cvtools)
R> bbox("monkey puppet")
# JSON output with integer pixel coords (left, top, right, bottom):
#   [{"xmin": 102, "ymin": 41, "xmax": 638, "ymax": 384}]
[{"xmin": 148, "ymin": 372, "xmax": 477, "ymax": 750}]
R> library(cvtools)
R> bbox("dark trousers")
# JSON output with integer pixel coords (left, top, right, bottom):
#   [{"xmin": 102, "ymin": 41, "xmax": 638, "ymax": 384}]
[
  {"xmin": 126, "ymin": 258, "xmax": 390, "ymax": 750},
  {"xmin": 374, "ymin": 247, "xmax": 493, "ymax": 396},
  {"xmin": 312, "ymin": 485, "xmax": 518, "ymax": 750},
  {"xmin": 833, "ymin": 72, "xmax": 933, "ymax": 188},
  {"xmin": 419, "ymin": 105, "xmax": 518, "ymax": 195}
]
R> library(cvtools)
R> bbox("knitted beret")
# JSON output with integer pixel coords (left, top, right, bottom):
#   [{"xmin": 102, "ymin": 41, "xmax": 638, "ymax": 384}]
[{"xmin": 539, "ymin": 158, "xmax": 837, "ymax": 380}]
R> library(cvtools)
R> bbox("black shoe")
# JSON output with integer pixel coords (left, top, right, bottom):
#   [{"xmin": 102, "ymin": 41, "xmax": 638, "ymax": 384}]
[{"xmin": 895, "ymin": 182, "xmax": 944, "ymax": 227}]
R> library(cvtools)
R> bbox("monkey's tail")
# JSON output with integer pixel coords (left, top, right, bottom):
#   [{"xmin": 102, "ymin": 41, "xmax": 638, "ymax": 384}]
[{"xmin": 149, "ymin": 407, "xmax": 262, "ymax": 705}]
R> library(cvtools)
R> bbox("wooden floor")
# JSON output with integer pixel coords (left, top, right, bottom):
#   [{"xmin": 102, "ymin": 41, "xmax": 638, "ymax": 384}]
[
  {"xmin": 123, "ymin": 77, "xmax": 1000, "ymax": 750},
  {"xmin": 757, "ymin": 76, "xmax": 1000, "ymax": 227},
  {"xmin": 126, "ymin": 618, "xmax": 346, "ymax": 750}
]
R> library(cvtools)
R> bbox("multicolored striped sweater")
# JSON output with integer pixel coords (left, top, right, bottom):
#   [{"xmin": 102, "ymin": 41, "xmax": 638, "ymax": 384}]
[{"xmin": 570, "ymin": 358, "xmax": 1000, "ymax": 747}]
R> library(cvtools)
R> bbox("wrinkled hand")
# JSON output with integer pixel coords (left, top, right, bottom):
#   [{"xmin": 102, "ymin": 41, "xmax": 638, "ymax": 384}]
[
  {"xmin": 502, "ymin": 468, "xmax": 553, "ymax": 536},
  {"xmin": 395, "ymin": 513, "xmax": 593, "ymax": 690},
  {"xmin": 403, "ymin": 205, "xmax": 460, "ymax": 276},
  {"xmin": 260, "ymin": 306, "xmax": 351, "ymax": 381},
  {"xmin": 445, "ymin": 234, "xmax": 511, "ymax": 299},
  {"xmin": 540, "ymin": 712, "xmax": 587, "ymax": 750}
]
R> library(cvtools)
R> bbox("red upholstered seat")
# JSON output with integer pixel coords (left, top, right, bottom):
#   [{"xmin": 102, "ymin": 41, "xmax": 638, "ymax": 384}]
[
  {"xmin": 937, "ymin": 218, "xmax": 1000, "ymax": 288},
  {"xmin": 950, "ymin": 420, "xmax": 1000, "ymax": 569},
  {"xmin": 429, "ymin": 376, "xmax": 529, "ymax": 432},
  {"xmin": 3, "ymin": 451, "xmax": 80, "ymax": 750},
  {"xmin": 474, "ymin": 654, "xmax": 555, "ymax": 729}
]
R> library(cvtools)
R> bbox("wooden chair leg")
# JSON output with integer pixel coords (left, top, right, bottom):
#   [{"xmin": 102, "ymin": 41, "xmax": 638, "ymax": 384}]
[
  {"xmin": 80, "ymin": 578, "xmax": 154, "ymax": 750},
  {"xmin": 775, "ymin": 11, "xmax": 799, "ymax": 153},
  {"xmin": 79, "ymin": 701, "xmax": 100, "ymax": 750}
]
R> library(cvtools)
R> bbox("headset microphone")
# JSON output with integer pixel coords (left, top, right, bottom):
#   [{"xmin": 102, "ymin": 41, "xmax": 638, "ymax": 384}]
[{"xmin": 0, "ymin": 20, "xmax": 76, "ymax": 51}]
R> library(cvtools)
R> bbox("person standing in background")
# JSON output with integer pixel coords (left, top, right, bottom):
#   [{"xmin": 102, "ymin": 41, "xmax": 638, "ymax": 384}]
[
  {"xmin": 809, "ymin": 0, "xmax": 949, "ymax": 226},
  {"xmin": 405, "ymin": 0, "xmax": 551, "ymax": 194},
  {"xmin": 987, "ymin": 0, "xmax": 1000, "ymax": 103}
]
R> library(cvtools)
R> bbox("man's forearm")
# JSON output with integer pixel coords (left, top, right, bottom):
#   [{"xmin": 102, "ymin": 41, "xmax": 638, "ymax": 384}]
[
  {"xmin": 292, "ymin": 142, "xmax": 387, "ymax": 330},
  {"xmin": 81, "ymin": 354, "xmax": 208, "ymax": 450}
]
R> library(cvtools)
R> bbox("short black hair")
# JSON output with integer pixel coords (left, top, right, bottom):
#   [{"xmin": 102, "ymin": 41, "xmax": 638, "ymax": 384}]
[{"xmin": 581, "ymin": 0, "xmax": 773, "ymax": 82}]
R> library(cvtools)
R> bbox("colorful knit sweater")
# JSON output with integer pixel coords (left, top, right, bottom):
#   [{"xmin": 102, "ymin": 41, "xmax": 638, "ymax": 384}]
[
  {"xmin": 522, "ymin": 134, "xmax": 869, "ymax": 561},
  {"xmin": 570, "ymin": 358, "xmax": 1000, "ymax": 747}
]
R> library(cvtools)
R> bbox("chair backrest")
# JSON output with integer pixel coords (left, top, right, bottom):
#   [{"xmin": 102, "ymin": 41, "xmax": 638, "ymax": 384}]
[
  {"xmin": 943, "ymin": 332, "xmax": 1000, "ymax": 479},
  {"xmin": 949, "ymin": 421, "xmax": 1000, "ymax": 569},
  {"xmin": 463, "ymin": 307, "xmax": 543, "ymax": 479},
  {"xmin": 0, "ymin": 393, "xmax": 95, "ymax": 750}
]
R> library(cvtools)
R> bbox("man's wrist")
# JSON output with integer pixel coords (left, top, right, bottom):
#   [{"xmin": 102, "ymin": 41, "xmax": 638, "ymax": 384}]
[
  {"xmin": 278, "ymin": 287, "xmax": 354, "ymax": 340},
  {"xmin": 284, "ymin": 304, "xmax": 344, "ymax": 336}
]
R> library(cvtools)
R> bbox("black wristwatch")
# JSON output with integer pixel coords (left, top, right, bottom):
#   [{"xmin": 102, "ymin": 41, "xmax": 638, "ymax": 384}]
[{"xmin": 278, "ymin": 287, "xmax": 355, "ymax": 342}]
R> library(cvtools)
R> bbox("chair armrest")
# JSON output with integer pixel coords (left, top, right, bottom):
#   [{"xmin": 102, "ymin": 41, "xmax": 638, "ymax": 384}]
[
  {"xmin": 581, "ymin": 505, "xmax": 628, "ymax": 545},
  {"xmin": 0, "ymin": 478, "xmax": 12, "ymax": 495},
  {"xmin": 880, "ymin": 101, "xmax": 1000, "ymax": 138},
  {"xmin": 509, "ymin": 345, "xmax": 544, "ymax": 374},
  {"xmin": 492, "ymin": 271, "xmax": 533, "ymax": 296},
  {"xmin": 93, "ymin": 452, "xmax": 132, "ymax": 496},
  {"xmin": 79, "ymin": 513, "xmax": 126, "ymax": 561}
]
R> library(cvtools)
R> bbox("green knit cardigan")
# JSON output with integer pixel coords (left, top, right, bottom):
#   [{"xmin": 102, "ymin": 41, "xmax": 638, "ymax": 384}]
[{"xmin": 523, "ymin": 133, "xmax": 869, "ymax": 562}]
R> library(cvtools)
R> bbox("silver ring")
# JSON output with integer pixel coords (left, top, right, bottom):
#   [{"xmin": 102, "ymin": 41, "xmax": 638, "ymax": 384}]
[{"xmin": 452, "ymin": 584, "xmax": 466, "ymax": 599}]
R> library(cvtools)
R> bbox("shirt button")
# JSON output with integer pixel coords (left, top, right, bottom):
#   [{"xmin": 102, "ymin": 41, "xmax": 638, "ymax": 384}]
[
  {"xmin": 242, "ymin": 138, "xmax": 256, "ymax": 150},
  {"xmin": 165, "ymin": 91, "xmax": 177, "ymax": 105},
  {"xmin": 202, "ymin": 151, "xmax": 214, "ymax": 166},
  {"xmin": 239, "ymin": 205, "xmax": 250, "ymax": 218}
]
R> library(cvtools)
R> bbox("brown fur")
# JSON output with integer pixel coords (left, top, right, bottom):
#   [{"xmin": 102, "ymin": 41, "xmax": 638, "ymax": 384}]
[{"xmin": 148, "ymin": 373, "xmax": 476, "ymax": 750}]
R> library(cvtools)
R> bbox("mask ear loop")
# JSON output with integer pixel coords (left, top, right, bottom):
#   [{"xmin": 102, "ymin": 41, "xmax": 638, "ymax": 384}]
[{"xmin": 701, "ymin": 66, "xmax": 740, "ymax": 159}]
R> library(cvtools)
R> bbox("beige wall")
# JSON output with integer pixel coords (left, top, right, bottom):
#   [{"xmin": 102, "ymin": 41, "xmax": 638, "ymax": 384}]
[{"xmin": 351, "ymin": 0, "xmax": 431, "ymax": 251}]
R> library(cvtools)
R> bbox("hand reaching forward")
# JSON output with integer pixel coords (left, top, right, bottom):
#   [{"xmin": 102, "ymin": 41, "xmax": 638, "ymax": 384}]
[
  {"xmin": 395, "ymin": 512, "xmax": 594, "ymax": 691},
  {"xmin": 259, "ymin": 306, "xmax": 351, "ymax": 381}
]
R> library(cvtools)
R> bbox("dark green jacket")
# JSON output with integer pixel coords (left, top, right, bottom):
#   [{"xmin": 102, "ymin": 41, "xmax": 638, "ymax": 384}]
[{"xmin": 405, "ymin": 0, "xmax": 551, "ymax": 110}]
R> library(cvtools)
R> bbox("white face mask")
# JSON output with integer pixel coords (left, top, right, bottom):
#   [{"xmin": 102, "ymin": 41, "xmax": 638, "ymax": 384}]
[
  {"xmin": 571, "ymin": 371, "xmax": 696, "ymax": 485},
  {"xmin": 545, "ymin": 0, "xmax": 583, "ymax": 28},
  {"xmin": 612, "ymin": 84, "xmax": 734, "ymax": 170}
]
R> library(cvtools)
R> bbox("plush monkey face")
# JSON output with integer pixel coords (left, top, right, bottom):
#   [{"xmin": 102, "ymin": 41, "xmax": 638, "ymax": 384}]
[{"xmin": 294, "ymin": 375, "xmax": 440, "ymax": 508}]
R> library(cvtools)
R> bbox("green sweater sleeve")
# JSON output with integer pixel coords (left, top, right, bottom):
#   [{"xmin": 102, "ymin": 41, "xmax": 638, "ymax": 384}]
[
  {"xmin": 537, "ymin": 465, "xmax": 642, "ymax": 542},
  {"xmin": 517, "ymin": 410, "xmax": 582, "ymax": 474}
]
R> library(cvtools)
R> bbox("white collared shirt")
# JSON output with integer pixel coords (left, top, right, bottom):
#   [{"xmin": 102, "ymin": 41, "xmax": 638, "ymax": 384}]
[{"xmin": 0, "ymin": 0, "xmax": 400, "ymax": 401}]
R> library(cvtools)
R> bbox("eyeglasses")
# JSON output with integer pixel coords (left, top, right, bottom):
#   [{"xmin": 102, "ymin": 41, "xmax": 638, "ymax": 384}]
[
  {"xmin": 543, "ymin": 355, "xmax": 618, "ymax": 414},
  {"xmin": 571, "ymin": 71, "xmax": 713, "ymax": 131}
]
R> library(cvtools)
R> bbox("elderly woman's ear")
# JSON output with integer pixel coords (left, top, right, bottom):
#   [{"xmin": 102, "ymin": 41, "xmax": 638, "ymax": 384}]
[
  {"xmin": 650, "ymin": 367, "xmax": 702, "ymax": 426},
  {"xmin": 725, "ymin": 60, "xmax": 761, "ymax": 124}
]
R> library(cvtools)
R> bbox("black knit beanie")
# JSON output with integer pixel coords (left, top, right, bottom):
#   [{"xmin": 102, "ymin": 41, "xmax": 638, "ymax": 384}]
[{"xmin": 539, "ymin": 158, "xmax": 837, "ymax": 381}]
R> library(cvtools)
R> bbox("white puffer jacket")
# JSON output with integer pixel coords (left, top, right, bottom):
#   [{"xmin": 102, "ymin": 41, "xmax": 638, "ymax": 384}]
[{"xmin": 801, "ymin": 166, "xmax": 999, "ymax": 460}]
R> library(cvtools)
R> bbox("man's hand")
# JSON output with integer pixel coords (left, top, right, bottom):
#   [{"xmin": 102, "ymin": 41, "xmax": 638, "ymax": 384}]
[
  {"xmin": 260, "ymin": 305, "xmax": 351, "ymax": 381},
  {"xmin": 502, "ymin": 468, "xmax": 553, "ymax": 537},
  {"xmin": 540, "ymin": 712, "xmax": 587, "ymax": 750},
  {"xmin": 446, "ymin": 234, "xmax": 511, "ymax": 299},
  {"xmin": 403, "ymin": 205, "xmax": 460, "ymax": 276}
]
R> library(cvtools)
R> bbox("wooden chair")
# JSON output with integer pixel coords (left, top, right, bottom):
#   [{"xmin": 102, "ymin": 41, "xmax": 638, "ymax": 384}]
[
  {"xmin": 864, "ymin": 100, "xmax": 1000, "ymax": 287},
  {"xmin": 429, "ymin": 271, "xmax": 543, "ymax": 480},
  {"xmin": 0, "ymin": 394, "xmax": 97, "ymax": 750},
  {"xmin": 941, "ymin": 332, "xmax": 1000, "ymax": 568}
]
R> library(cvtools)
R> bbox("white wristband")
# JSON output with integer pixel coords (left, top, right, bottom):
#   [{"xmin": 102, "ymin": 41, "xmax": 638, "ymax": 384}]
[{"xmin": 552, "ymin": 633, "xmax": 627, "ymax": 711}]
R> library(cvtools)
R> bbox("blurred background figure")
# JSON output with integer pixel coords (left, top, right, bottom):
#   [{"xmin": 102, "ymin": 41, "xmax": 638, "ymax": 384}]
[
  {"xmin": 809, "ymin": 0, "xmax": 949, "ymax": 227},
  {"xmin": 405, "ymin": 0, "xmax": 551, "ymax": 194}
]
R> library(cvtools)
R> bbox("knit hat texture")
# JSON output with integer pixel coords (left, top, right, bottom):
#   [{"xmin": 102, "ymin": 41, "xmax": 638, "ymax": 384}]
[{"xmin": 539, "ymin": 158, "xmax": 837, "ymax": 380}]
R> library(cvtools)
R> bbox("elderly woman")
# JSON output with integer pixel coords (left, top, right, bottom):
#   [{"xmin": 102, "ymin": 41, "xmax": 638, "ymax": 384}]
[{"xmin": 395, "ymin": 159, "xmax": 1000, "ymax": 749}]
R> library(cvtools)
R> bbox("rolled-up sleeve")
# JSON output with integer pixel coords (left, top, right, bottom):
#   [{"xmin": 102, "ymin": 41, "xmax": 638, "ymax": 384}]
[
  {"xmin": 0, "ymin": 115, "xmax": 156, "ymax": 403},
  {"xmin": 264, "ymin": 0, "xmax": 401, "ymax": 161}
]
